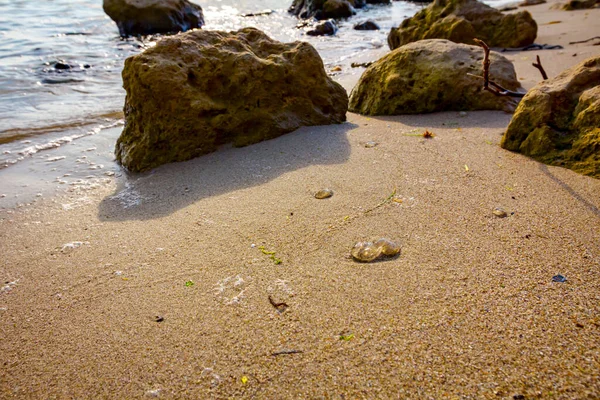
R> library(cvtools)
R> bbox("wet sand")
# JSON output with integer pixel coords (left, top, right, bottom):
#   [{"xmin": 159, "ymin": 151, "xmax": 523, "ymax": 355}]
[{"xmin": 1, "ymin": 0, "xmax": 600, "ymax": 398}]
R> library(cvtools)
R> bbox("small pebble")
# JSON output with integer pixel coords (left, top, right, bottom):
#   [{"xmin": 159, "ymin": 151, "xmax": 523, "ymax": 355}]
[
  {"xmin": 364, "ymin": 141, "xmax": 378, "ymax": 148},
  {"xmin": 493, "ymin": 208, "xmax": 508, "ymax": 218},
  {"xmin": 314, "ymin": 189, "xmax": 334, "ymax": 199}
]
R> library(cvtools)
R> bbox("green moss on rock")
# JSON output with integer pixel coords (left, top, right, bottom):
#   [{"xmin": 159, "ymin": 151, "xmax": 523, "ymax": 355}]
[
  {"xmin": 115, "ymin": 27, "xmax": 348, "ymax": 172},
  {"xmin": 349, "ymin": 39, "xmax": 523, "ymax": 115},
  {"xmin": 501, "ymin": 57, "xmax": 600, "ymax": 178},
  {"xmin": 388, "ymin": 0, "xmax": 537, "ymax": 50}
]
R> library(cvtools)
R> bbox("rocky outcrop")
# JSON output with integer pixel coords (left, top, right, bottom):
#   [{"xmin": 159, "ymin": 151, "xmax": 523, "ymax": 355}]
[
  {"xmin": 387, "ymin": 0, "xmax": 537, "ymax": 50},
  {"xmin": 103, "ymin": 0, "xmax": 204, "ymax": 37},
  {"xmin": 115, "ymin": 28, "xmax": 348, "ymax": 172},
  {"xmin": 501, "ymin": 56, "xmax": 600, "ymax": 178},
  {"xmin": 349, "ymin": 39, "xmax": 523, "ymax": 115}
]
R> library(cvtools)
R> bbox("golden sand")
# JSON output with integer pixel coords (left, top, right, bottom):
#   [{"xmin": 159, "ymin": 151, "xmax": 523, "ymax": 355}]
[{"xmin": 1, "ymin": 1, "xmax": 599, "ymax": 397}]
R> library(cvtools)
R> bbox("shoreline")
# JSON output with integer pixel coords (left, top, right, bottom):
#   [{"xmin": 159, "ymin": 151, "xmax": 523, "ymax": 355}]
[{"xmin": 1, "ymin": 0, "xmax": 600, "ymax": 397}]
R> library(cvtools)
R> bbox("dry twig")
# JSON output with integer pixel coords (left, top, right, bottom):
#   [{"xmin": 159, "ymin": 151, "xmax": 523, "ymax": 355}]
[
  {"xmin": 472, "ymin": 39, "xmax": 525, "ymax": 98},
  {"xmin": 268, "ymin": 295, "xmax": 288, "ymax": 312},
  {"xmin": 569, "ymin": 36, "xmax": 600, "ymax": 45},
  {"xmin": 532, "ymin": 55, "xmax": 548, "ymax": 80},
  {"xmin": 271, "ymin": 349, "xmax": 304, "ymax": 356}
]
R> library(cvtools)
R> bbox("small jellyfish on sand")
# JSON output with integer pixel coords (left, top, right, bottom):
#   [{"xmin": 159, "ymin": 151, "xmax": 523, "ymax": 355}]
[
  {"xmin": 351, "ymin": 238, "xmax": 401, "ymax": 262},
  {"xmin": 314, "ymin": 189, "xmax": 334, "ymax": 199},
  {"xmin": 493, "ymin": 207, "xmax": 508, "ymax": 218}
]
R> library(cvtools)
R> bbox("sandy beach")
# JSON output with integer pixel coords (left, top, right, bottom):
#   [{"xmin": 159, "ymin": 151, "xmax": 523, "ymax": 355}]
[{"xmin": 1, "ymin": 1, "xmax": 599, "ymax": 398}]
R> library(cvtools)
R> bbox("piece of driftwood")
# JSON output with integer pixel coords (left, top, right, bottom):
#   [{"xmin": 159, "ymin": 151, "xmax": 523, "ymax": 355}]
[
  {"xmin": 470, "ymin": 39, "xmax": 526, "ymax": 98},
  {"xmin": 501, "ymin": 43, "xmax": 563, "ymax": 52},
  {"xmin": 241, "ymin": 9, "xmax": 273, "ymax": 17},
  {"xmin": 351, "ymin": 62, "xmax": 374, "ymax": 68},
  {"xmin": 569, "ymin": 36, "xmax": 600, "ymax": 44},
  {"xmin": 532, "ymin": 55, "xmax": 548, "ymax": 80},
  {"xmin": 271, "ymin": 349, "xmax": 304, "ymax": 356},
  {"xmin": 268, "ymin": 295, "xmax": 288, "ymax": 313}
]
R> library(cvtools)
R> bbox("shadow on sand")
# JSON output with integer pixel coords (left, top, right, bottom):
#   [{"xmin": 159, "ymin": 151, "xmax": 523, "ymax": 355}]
[
  {"xmin": 97, "ymin": 122, "xmax": 356, "ymax": 221},
  {"xmin": 539, "ymin": 164, "xmax": 600, "ymax": 218},
  {"xmin": 367, "ymin": 110, "xmax": 513, "ymax": 131}
]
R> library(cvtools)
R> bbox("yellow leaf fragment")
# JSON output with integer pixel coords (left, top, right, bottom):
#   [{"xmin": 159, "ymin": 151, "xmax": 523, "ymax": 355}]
[{"xmin": 241, "ymin": 376, "xmax": 249, "ymax": 384}]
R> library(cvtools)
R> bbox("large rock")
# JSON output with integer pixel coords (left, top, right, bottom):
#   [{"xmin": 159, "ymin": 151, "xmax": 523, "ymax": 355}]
[
  {"xmin": 115, "ymin": 28, "xmax": 348, "ymax": 172},
  {"xmin": 322, "ymin": 0, "xmax": 356, "ymax": 18},
  {"xmin": 562, "ymin": 0, "xmax": 598, "ymax": 9},
  {"xmin": 103, "ymin": 0, "xmax": 204, "ymax": 37},
  {"xmin": 387, "ymin": 0, "xmax": 537, "ymax": 50},
  {"xmin": 349, "ymin": 39, "xmax": 523, "ymax": 115},
  {"xmin": 501, "ymin": 57, "xmax": 600, "ymax": 178},
  {"xmin": 289, "ymin": 0, "xmax": 357, "ymax": 19}
]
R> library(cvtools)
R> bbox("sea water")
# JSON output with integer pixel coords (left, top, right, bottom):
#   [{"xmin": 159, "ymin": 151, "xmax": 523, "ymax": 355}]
[{"xmin": 0, "ymin": 0, "xmax": 511, "ymax": 209}]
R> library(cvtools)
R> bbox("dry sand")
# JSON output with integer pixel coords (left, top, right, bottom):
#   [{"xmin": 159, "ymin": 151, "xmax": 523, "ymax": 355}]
[{"xmin": 1, "ymin": 1, "xmax": 599, "ymax": 398}]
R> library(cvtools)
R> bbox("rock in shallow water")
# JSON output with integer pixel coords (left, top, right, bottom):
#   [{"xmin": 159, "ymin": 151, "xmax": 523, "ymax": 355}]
[
  {"xmin": 354, "ymin": 20, "xmax": 380, "ymax": 30},
  {"xmin": 115, "ymin": 27, "xmax": 348, "ymax": 172},
  {"xmin": 351, "ymin": 238, "xmax": 400, "ymax": 262},
  {"xmin": 307, "ymin": 19, "xmax": 338, "ymax": 36},
  {"xmin": 103, "ymin": 0, "xmax": 204, "ymax": 37}
]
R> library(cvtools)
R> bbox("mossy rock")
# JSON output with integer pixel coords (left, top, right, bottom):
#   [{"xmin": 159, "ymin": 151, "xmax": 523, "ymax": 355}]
[
  {"xmin": 115, "ymin": 27, "xmax": 348, "ymax": 172},
  {"xmin": 349, "ymin": 39, "xmax": 523, "ymax": 115},
  {"xmin": 388, "ymin": 0, "xmax": 537, "ymax": 49},
  {"xmin": 501, "ymin": 56, "xmax": 600, "ymax": 178}
]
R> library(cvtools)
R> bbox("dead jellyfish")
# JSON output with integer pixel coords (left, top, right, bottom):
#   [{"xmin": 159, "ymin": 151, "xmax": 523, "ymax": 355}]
[
  {"xmin": 493, "ymin": 207, "xmax": 508, "ymax": 218},
  {"xmin": 374, "ymin": 238, "xmax": 401, "ymax": 256},
  {"xmin": 351, "ymin": 238, "xmax": 401, "ymax": 262},
  {"xmin": 351, "ymin": 242, "xmax": 382, "ymax": 262},
  {"xmin": 314, "ymin": 189, "xmax": 334, "ymax": 199}
]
